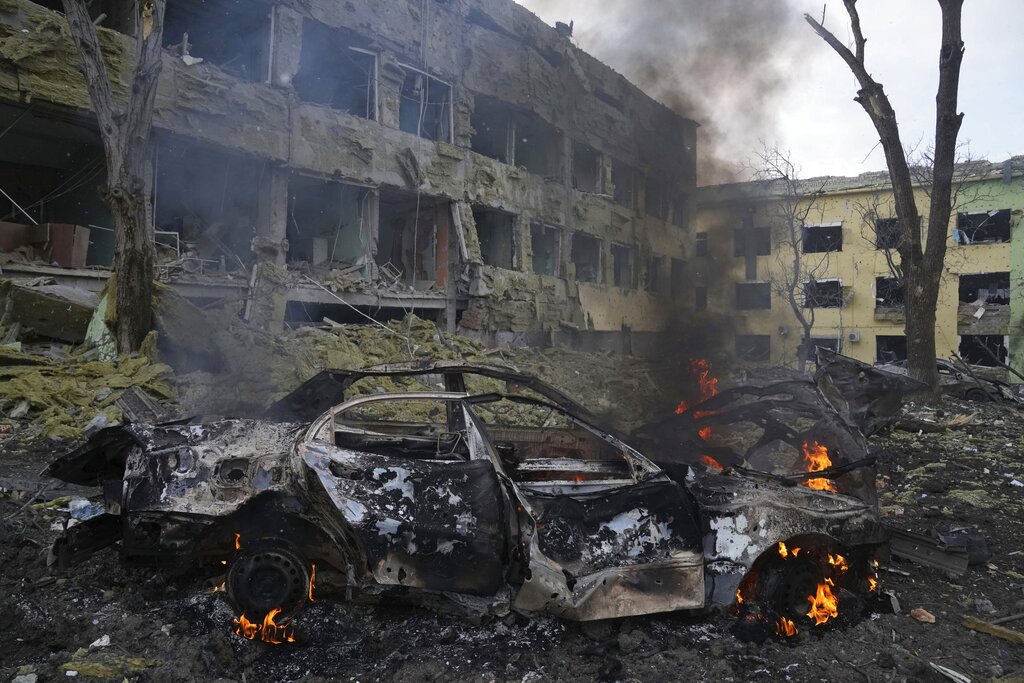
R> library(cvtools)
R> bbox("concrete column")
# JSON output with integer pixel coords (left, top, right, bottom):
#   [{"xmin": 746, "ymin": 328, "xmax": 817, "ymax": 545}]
[
  {"xmin": 255, "ymin": 164, "xmax": 289, "ymax": 265},
  {"xmin": 270, "ymin": 7, "xmax": 304, "ymax": 89}
]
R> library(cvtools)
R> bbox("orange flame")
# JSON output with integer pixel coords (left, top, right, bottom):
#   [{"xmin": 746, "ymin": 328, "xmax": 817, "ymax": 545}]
[
  {"xmin": 806, "ymin": 581, "xmax": 839, "ymax": 625},
  {"xmin": 700, "ymin": 455, "xmax": 724, "ymax": 471},
  {"xmin": 778, "ymin": 541, "xmax": 789, "ymax": 559},
  {"xmin": 233, "ymin": 608, "xmax": 296, "ymax": 644},
  {"xmin": 234, "ymin": 533, "xmax": 241, "ymax": 550},
  {"xmin": 735, "ymin": 588, "xmax": 744, "ymax": 604},
  {"xmin": 801, "ymin": 440, "xmax": 837, "ymax": 492},
  {"xmin": 775, "ymin": 616, "xmax": 798, "ymax": 638},
  {"xmin": 309, "ymin": 563, "xmax": 316, "ymax": 603},
  {"xmin": 868, "ymin": 577, "xmax": 878, "ymax": 592},
  {"xmin": 828, "ymin": 553, "xmax": 848, "ymax": 572}
]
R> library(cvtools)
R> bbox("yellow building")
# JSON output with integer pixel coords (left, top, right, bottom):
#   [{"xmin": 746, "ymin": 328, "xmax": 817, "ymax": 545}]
[{"xmin": 694, "ymin": 158, "xmax": 1023, "ymax": 382}]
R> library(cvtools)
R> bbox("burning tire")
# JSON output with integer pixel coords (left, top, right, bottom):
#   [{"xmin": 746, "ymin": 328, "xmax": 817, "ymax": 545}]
[
  {"xmin": 227, "ymin": 539, "xmax": 311, "ymax": 624},
  {"xmin": 734, "ymin": 534, "xmax": 875, "ymax": 641}
]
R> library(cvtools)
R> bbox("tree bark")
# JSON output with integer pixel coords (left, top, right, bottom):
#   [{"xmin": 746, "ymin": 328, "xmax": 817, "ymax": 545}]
[
  {"xmin": 61, "ymin": 0, "xmax": 166, "ymax": 354},
  {"xmin": 805, "ymin": 0, "xmax": 964, "ymax": 391}
]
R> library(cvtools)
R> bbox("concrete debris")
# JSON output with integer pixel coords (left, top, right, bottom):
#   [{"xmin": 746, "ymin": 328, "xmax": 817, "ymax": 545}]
[{"xmin": 0, "ymin": 279, "xmax": 99, "ymax": 344}]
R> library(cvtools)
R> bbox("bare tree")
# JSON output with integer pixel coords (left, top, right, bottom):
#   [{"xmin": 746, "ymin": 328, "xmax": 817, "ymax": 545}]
[
  {"xmin": 806, "ymin": 0, "xmax": 965, "ymax": 390},
  {"xmin": 61, "ymin": 1, "xmax": 166, "ymax": 353},
  {"xmin": 752, "ymin": 145, "xmax": 829, "ymax": 373}
]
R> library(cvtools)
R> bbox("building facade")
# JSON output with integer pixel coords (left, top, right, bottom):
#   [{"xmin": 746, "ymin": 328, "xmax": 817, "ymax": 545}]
[
  {"xmin": 0, "ymin": 0, "xmax": 696, "ymax": 351},
  {"xmin": 695, "ymin": 158, "xmax": 1023, "ymax": 383}
]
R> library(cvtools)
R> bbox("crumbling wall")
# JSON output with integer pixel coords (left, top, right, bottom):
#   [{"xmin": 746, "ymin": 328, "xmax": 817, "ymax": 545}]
[{"xmin": 0, "ymin": 0, "xmax": 698, "ymax": 350}]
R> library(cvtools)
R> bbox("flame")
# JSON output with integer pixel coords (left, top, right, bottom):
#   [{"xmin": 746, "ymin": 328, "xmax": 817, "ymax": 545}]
[
  {"xmin": 778, "ymin": 541, "xmax": 789, "ymax": 559},
  {"xmin": 700, "ymin": 455, "xmax": 724, "ymax": 471},
  {"xmin": 775, "ymin": 616, "xmax": 798, "ymax": 638},
  {"xmin": 735, "ymin": 588, "xmax": 744, "ymax": 604},
  {"xmin": 234, "ymin": 533, "xmax": 241, "ymax": 550},
  {"xmin": 828, "ymin": 553, "xmax": 848, "ymax": 572},
  {"xmin": 868, "ymin": 576, "xmax": 878, "ymax": 592},
  {"xmin": 675, "ymin": 359, "xmax": 719, "ymax": 444},
  {"xmin": 801, "ymin": 440, "xmax": 837, "ymax": 492},
  {"xmin": 309, "ymin": 563, "xmax": 316, "ymax": 603},
  {"xmin": 791, "ymin": 547, "xmax": 801, "ymax": 557},
  {"xmin": 806, "ymin": 581, "xmax": 839, "ymax": 625},
  {"xmin": 233, "ymin": 608, "xmax": 296, "ymax": 644},
  {"xmin": 212, "ymin": 581, "xmax": 226, "ymax": 593}
]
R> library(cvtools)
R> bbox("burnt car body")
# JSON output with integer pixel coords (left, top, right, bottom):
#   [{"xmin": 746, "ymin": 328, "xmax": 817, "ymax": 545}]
[
  {"xmin": 877, "ymin": 358, "xmax": 1023, "ymax": 404},
  {"xmin": 47, "ymin": 360, "xmax": 891, "ymax": 625}
]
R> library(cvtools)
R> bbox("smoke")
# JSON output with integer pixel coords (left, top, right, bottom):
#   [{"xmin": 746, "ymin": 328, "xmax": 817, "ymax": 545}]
[{"xmin": 518, "ymin": 0, "xmax": 811, "ymax": 185}]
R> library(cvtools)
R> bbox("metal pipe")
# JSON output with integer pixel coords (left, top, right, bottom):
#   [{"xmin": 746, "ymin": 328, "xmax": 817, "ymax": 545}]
[{"xmin": 0, "ymin": 185, "xmax": 39, "ymax": 225}]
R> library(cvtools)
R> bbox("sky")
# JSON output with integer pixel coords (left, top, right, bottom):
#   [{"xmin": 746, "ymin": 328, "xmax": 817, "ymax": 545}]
[{"xmin": 516, "ymin": 0, "xmax": 1024, "ymax": 183}]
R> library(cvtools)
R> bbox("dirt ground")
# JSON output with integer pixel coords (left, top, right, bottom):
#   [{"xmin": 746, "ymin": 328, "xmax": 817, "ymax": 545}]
[{"xmin": 2, "ymin": 395, "xmax": 1024, "ymax": 682}]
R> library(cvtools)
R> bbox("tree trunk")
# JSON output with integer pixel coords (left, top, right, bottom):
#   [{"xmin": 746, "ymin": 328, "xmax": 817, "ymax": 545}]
[
  {"xmin": 109, "ymin": 185, "xmax": 155, "ymax": 351},
  {"xmin": 62, "ymin": 0, "xmax": 165, "ymax": 354}
]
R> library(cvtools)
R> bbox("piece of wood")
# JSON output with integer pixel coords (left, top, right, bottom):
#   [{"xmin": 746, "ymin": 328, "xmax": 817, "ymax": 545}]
[{"xmin": 962, "ymin": 616, "xmax": 1024, "ymax": 645}]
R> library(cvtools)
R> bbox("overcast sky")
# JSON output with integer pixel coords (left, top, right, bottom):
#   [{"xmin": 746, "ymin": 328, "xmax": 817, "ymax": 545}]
[{"xmin": 516, "ymin": 0, "xmax": 1024, "ymax": 183}]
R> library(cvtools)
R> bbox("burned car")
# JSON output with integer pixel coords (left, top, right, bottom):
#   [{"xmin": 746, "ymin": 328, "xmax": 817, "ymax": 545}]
[
  {"xmin": 877, "ymin": 358, "xmax": 1023, "ymax": 404},
  {"xmin": 47, "ymin": 361, "xmax": 891, "ymax": 639}
]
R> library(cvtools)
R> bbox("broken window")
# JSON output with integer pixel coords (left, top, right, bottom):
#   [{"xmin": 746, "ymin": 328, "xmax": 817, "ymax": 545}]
[
  {"xmin": 876, "ymin": 335, "xmax": 907, "ymax": 363},
  {"xmin": 470, "ymin": 95, "xmax": 512, "ymax": 163},
  {"xmin": 959, "ymin": 334, "xmax": 1008, "ymax": 367},
  {"xmin": 736, "ymin": 335, "xmax": 771, "ymax": 362},
  {"xmin": 644, "ymin": 175, "xmax": 669, "ymax": 221},
  {"xmin": 611, "ymin": 243, "xmax": 635, "ymax": 288},
  {"xmin": 735, "ymin": 282, "xmax": 771, "ymax": 310},
  {"xmin": 154, "ymin": 136, "xmax": 263, "ymax": 271},
  {"xmin": 611, "ymin": 159, "xmax": 636, "ymax": 208},
  {"xmin": 802, "ymin": 222, "xmax": 843, "ymax": 253},
  {"xmin": 376, "ymin": 188, "xmax": 451, "ymax": 288},
  {"xmin": 571, "ymin": 232, "xmax": 602, "ymax": 284},
  {"xmin": 670, "ymin": 258, "xmax": 686, "ymax": 297},
  {"xmin": 695, "ymin": 286, "xmax": 707, "ymax": 311},
  {"xmin": 875, "ymin": 277, "xmax": 904, "ymax": 309},
  {"xmin": 733, "ymin": 227, "xmax": 771, "ymax": 257},
  {"xmin": 293, "ymin": 21, "xmax": 377, "ymax": 119},
  {"xmin": 955, "ymin": 209, "xmax": 1011, "ymax": 244},
  {"xmin": 806, "ymin": 337, "xmax": 840, "ymax": 362},
  {"xmin": 672, "ymin": 192, "xmax": 690, "ymax": 228},
  {"xmin": 286, "ymin": 175, "xmax": 371, "ymax": 269},
  {"xmin": 645, "ymin": 255, "xmax": 663, "ymax": 292},
  {"xmin": 472, "ymin": 207, "xmax": 516, "ymax": 269},
  {"xmin": 0, "ymin": 103, "xmax": 113, "ymax": 266},
  {"xmin": 530, "ymin": 223, "xmax": 561, "ymax": 276},
  {"xmin": 399, "ymin": 67, "xmax": 452, "ymax": 143},
  {"xmin": 572, "ymin": 142, "xmax": 603, "ymax": 193},
  {"xmin": 695, "ymin": 232, "xmax": 708, "ymax": 257},
  {"xmin": 514, "ymin": 115, "xmax": 562, "ymax": 177},
  {"xmin": 163, "ymin": 0, "xmax": 271, "ymax": 82},
  {"xmin": 803, "ymin": 279, "xmax": 843, "ymax": 308},
  {"xmin": 959, "ymin": 272, "xmax": 1010, "ymax": 305},
  {"xmin": 874, "ymin": 217, "xmax": 902, "ymax": 250}
]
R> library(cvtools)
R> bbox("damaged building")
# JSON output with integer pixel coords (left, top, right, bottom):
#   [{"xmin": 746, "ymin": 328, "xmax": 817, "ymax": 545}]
[
  {"xmin": 0, "ymin": 0, "xmax": 696, "ymax": 352},
  {"xmin": 694, "ymin": 158, "xmax": 1024, "ymax": 385}
]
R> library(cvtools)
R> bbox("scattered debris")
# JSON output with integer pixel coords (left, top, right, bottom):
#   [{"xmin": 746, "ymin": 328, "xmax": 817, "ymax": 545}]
[
  {"xmin": 911, "ymin": 608, "xmax": 936, "ymax": 623},
  {"xmin": 961, "ymin": 616, "xmax": 1024, "ymax": 646}
]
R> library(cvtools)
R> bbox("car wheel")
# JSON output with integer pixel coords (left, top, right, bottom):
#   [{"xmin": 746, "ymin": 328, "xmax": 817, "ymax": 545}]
[
  {"xmin": 227, "ymin": 540, "xmax": 311, "ymax": 621},
  {"xmin": 965, "ymin": 388, "xmax": 991, "ymax": 402}
]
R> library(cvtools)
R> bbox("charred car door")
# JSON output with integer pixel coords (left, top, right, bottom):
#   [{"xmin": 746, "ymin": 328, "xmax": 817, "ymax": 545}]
[
  {"xmin": 299, "ymin": 393, "xmax": 515, "ymax": 596},
  {"xmin": 465, "ymin": 395, "xmax": 705, "ymax": 620}
]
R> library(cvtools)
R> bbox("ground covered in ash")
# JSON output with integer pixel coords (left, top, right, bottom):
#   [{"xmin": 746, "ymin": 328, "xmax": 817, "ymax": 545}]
[{"xmin": 3, "ymin": 397, "xmax": 1024, "ymax": 682}]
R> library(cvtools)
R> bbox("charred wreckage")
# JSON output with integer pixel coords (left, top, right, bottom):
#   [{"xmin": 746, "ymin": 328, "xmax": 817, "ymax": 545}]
[{"xmin": 47, "ymin": 354, "xmax": 909, "ymax": 641}]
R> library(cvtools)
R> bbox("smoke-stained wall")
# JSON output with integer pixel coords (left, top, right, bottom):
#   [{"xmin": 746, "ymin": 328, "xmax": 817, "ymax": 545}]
[{"xmin": 0, "ymin": 0, "xmax": 700, "ymax": 350}]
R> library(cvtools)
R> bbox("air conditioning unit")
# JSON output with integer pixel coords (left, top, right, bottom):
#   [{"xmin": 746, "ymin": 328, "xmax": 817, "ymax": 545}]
[{"xmin": 848, "ymin": 332, "xmax": 861, "ymax": 343}]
